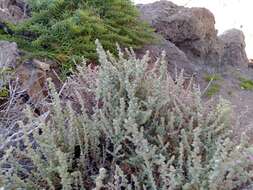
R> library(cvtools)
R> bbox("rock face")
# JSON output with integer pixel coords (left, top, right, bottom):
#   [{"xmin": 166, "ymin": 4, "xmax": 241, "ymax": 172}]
[
  {"xmin": 16, "ymin": 60, "xmax": 50, "ymax": 104},
  {"xmin": 139, "ymin": 1, "xmax": 217, "ymax": 48},
  {"xmin": 14, "ymin": 59, "xmax": 60, "ymax": 106},
  {"xmin": 137, "ymin": 36, "xmax": 197, "ymax": 75},
  {"xmin": 138, "ymin": 0, "xmax": 249, "ymax": 69},
  {"xmin": 219, "ymin": 29, "xmax": 249, "ymax": 67}
]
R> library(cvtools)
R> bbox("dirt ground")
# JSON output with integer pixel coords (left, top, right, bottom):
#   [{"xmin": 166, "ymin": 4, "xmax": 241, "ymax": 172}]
[{"xmin": 199, "ymin": 65, "xmax": 253, "ymax": 143}]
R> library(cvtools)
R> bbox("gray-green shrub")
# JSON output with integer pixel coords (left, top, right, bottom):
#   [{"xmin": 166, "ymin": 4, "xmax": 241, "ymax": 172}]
[{"xmin": 1, "ymin": 41, "xmax": 253, "ymax": 189}]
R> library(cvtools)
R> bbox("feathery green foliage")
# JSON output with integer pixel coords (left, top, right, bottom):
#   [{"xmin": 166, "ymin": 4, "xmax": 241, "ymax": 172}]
[
  {"xmin": 1, "ymin": 0, "xmax": 154, "ymax": 72},
  {"xmin": 1, "ymin": 42, "xmax": 252, "ymax": 189}
]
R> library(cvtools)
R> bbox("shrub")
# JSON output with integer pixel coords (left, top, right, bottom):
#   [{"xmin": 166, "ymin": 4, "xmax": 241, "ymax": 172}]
[
  {"xmin": 1, "ymin": 0, "xmax": 154, "ymax": 72},
  {"xmin": 1, "ymin": 41, "xmax": 252, "ymax": 189}
]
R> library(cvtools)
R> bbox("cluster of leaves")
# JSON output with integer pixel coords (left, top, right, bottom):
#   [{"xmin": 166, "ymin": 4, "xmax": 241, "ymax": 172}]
[
  {"xmin": 1, "ymin": 42, "xmax": 252, "ymax": 189},
  {"xmin": 0, "ymin": 0, "xmax": 154, "ymax": 73}
]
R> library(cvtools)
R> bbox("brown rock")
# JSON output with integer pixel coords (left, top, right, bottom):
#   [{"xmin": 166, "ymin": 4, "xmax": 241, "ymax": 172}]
[
  {"xmin": 138, "ymin": 0, "xmax": 217, "ymax": 55},
  {"xmin": 138, "ymin": 1, "xmax": 249, "ymax": 69},
  {"xmin": 15, "ymin": 60, "xmax": 49, "ymax": 104},
  {"xmin": 15, "ymin": 59, "xmax": 61, "ymax": 115}
]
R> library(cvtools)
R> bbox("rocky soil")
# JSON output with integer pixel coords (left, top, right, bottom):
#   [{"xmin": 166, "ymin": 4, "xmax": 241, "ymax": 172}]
[{"xmin": 0, "ymin": 0, "xmax": 253, "ymax": 158}]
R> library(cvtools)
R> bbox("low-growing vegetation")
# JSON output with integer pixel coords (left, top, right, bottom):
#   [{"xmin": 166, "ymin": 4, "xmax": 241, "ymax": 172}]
[
  {"xmin": 1, "ymin": 42, "xmax": 252, "ymax": 189},
  {"xmin": 0, "ymin": 0, "xmax": 154, "ymax": 73},
  {"xmin": 203, "ymin": 74, "xmax": 222, "ymax": 97},
  {"xmin": 239, "ymin": 77, "xmax": 253, "ymax": 90},
  {"xmin": 204, "ymin": 74, "xmax": 222, "ymax": 82},
  {"xmin": 205, "ymin": 83, "xmax": 221, "ymax": 97}
]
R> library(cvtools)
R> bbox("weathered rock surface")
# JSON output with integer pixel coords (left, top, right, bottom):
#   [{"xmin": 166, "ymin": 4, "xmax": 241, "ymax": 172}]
[
  {"xmin": 0, "ymin": 40, "xmax": 60, "ymax": 109},
  {"xmin": 137, "ymin": 36, "xmax": 203, "ymax": 77},
  {"xmin": 138, "ymin": 0, "xmax": 249, "ymax": 68},
  {"xmin": 16, "ymin": 60, "xmax": 50, "ymax": 104},
  {"xmin": 15, "ymin": 59, "xmax": 60, "ymax": 106},
  {"xmin": 138, "ymin": 0, "xmax": 218, "ymax": 64},
  {"xmin": 219, "ymin": 29, "xmax": 249, "ymax": 67},
  {"xmin": 139, "ymin": 1, "xmax": 217, "ymax": 47}
]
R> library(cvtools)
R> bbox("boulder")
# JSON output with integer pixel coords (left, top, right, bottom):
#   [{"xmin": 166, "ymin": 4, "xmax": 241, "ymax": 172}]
[
  {"xmin": 138, "ymin": 0, "xmax": 249, "ymax": 69},
  {"xmin": 138, "ymin": 1, "xmax": 181, "ymax": 27},
  {"xmin": 138, "ymin": 0, "xmax": 217, "ymax": 58},
  {"xmin": 219, "ymin": 29, "xmax": 249, "ymax": 67},
  {"xmin": 15, "ymin": 59, "xmax": 60, "ymax": 108},
  {"xmin": 0, "ymin": 40, "xmax": 60, "ymax": 111}
]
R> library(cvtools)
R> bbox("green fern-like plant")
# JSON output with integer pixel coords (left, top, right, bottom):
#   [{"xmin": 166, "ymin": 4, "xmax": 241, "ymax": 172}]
[
  {"xmin": 1, "ymin": 42, "xmax": 252, "ymax": 189},
  {"xmin": 1, "ymin": 0, "xmax": 154, "ymax": 72}
]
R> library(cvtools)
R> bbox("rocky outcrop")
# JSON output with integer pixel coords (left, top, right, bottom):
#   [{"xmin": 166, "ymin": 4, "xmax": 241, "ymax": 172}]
[
  {"xmin": 139, "ymin": 1, "xmax": 217, "ymax": 49},
  {"xmin": 138, "ymin": 0, "xmax": 249, "ymax": 69},
  {"xmin": 219, "ymin": 29, "xmax": 249, "ymax": 67}
]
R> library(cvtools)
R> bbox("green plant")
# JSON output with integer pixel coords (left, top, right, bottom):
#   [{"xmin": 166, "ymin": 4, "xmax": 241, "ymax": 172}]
[
  {"xmin": 204, "ymin": 74, "xmax": 222, "ymax": 82},
  {"xmin": 0, "ymin": 87, "xmax": 9, "ymax": 98},
  {"xmin": 204, "ymin": 83, "xmax": 221, "ymax": 97},
  {"xmin": 1, "ymin": 0, "xmax": 154, "ymax": 71},
  {"xmin": 239, "ymin": 77, "xmax": 253, "ymax": 90},
  {"xmin": 203, "ymin": 74, "xmax": 222, "ymax": 97},
  {"xmin": 0, "ymin": 67, "xmax": 13, "ymax": 99},
  {"xmin": 1, "ymin": 42, "xmax": 252, "ymax": 189}
]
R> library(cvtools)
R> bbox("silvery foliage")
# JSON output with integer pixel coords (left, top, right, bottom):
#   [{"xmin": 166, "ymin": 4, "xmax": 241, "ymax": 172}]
[{"xmin": 1, "ymin": 40, "xmax": 252, "ymax": 189}]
